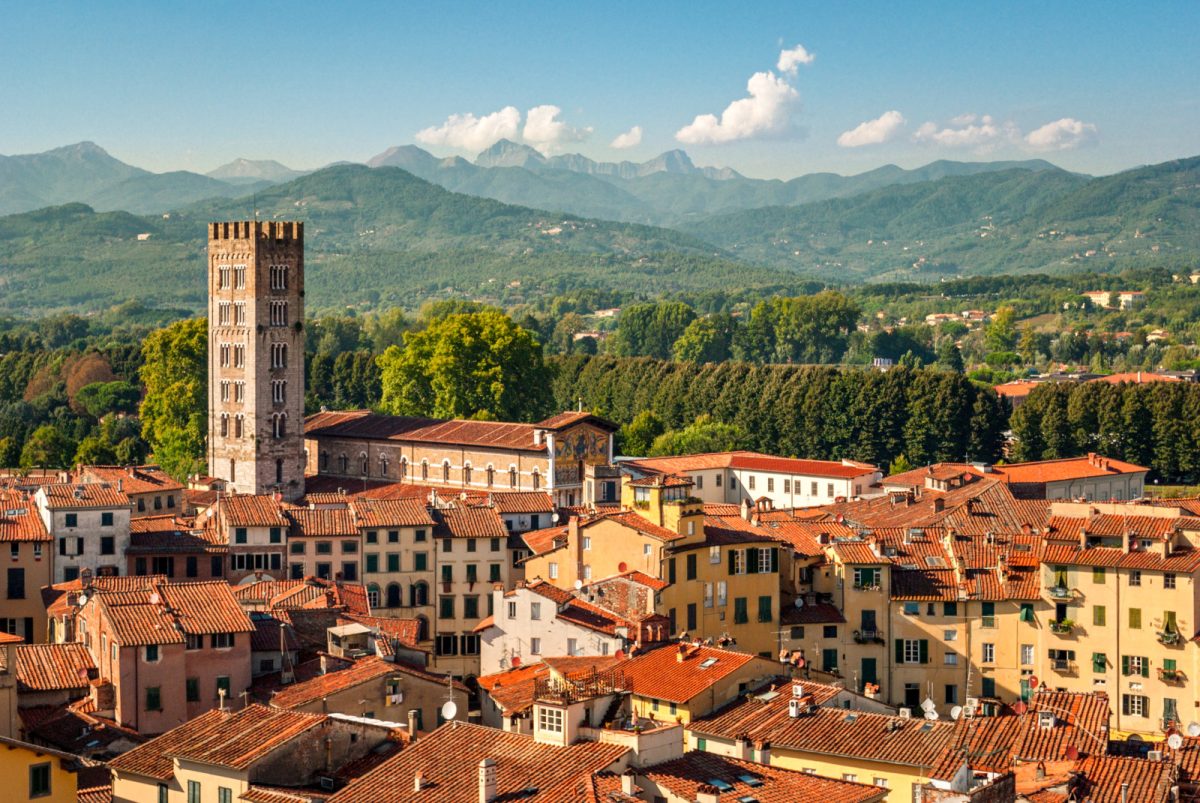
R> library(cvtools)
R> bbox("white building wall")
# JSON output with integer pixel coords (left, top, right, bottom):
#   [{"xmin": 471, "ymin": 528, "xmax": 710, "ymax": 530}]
[
  {"xmin": 479, "ymin": 587, "xmax": 624, "ymax": 675},
  {"xmin": 35, "ymin": 497, "xmax": 131, "ymax": 583}
]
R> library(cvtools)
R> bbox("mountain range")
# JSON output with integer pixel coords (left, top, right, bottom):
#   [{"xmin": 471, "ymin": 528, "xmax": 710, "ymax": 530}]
[{"xmin": 0, "ymin": 140, "xmax": 1196, "ymax": 315}]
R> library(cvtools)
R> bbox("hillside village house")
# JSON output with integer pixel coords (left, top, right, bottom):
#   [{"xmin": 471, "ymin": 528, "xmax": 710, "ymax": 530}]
[
  {"xmin": 304, "ymin": 409, "xmax": 619, "ymax": 507},
  {"xmin": 881, "ymin": 454, "xmax": 1149, "ymax": 502},
  {"xmin": 35, "ymin": 482, "xmax": 131, "ymax": 583},
  {"xmin": 620, "ymin": 642, "xmax": 778, "ymax": 724},
  {"xmin": 625, "ymin": 450, "xmax": 882, "ymax": 508},
  {"xmin": 0, "ymin": 490, "xmax": 52, "ymax": 642},
  {"xmin": 126, "ymin": 515, "xmax": 227, "ymax": 582},
  {"xmin": 353, "ymin": 496, "xmax": 436, "ymax": 622},
  {"xmin": 74, "ymin": 465, "xmax": 185, "ymax": 518},
  {"xmin": 285, "ymin": 507, "xmax": 361, "ymax": 582},
  {"xmin": 200, "ymin": 494, "xmax": 289, "ymax": 584}
]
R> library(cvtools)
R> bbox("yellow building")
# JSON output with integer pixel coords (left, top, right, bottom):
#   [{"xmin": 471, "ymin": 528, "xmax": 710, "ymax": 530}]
[
  {"xmin": 0, "ymin": 735, "xmax": 88, "ymax": 803},
  {"xmin": 620, "ymin": 642, "xmax": 778, "ymax": 724}
]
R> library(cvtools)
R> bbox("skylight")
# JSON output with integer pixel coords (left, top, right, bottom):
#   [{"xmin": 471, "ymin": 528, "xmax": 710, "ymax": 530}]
[
  {"xmin": 737, "ymin": 774, "xmax": 764, "ymax": 787},
  {"xmin": 843, "ymin": 713, "xmax": 858, "ymax": 723},
  {"xmin": 925, "ymin": 556, "xmax": 946, "ymax": 567},
  {"xmin": 708, "ymin": 779, "xmax": 734, "ymax": 791},
  {"xmin": 699, "ymin": 658, "xmax": 719, "ymax": 669}
]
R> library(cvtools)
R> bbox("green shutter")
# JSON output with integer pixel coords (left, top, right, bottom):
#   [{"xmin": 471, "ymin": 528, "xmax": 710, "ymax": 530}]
[
  {"xmin": 1092, "ymin": 653, "xmax": 1106, "ymax": 673},
  {"xmin": 1020, "ymin": 604, "xmax": 1033, "ymax": 622},
  {"xmin": 770, "ymin": 548, "xmax": 779, "ymax": 572},
  {"xmin": 1164, "ymin": 658, "xmax": 1177, "ymax": 672},
  {"xmin": 982, "ymin": 602, "xmax": 995, "ymax": 617},
  {"xmin": 1142, "ymin": 657, "xmax": 1150, "ymax": 678},
  {"xmin": 668, "ymin": 558, "xmax": 677, "ymax": 584},
  {"xmin": 1121, "ymin": 655, "xmax": 1130, "ymax": 675},
  {"xmin": 895, "ymin": 639, "xmax": 904, "ymax": 663},
  {"xmin": 746, "ymin": 548, "xmax": 758, "ymax": 574},
  {"xmin": 1165, "ymin": 611, "xmax": 1178, "ymax": 632},
  {"xmin": 728, "ymin": 548, "xmax": 736, "ymax": 575},
  {"xmin": 919, "ymin": 639, "xmax": 929, "ymax": 664}
]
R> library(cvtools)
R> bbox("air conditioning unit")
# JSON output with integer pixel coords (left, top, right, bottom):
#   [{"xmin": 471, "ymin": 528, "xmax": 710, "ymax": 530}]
[
  {"xmin": 1039, "ymin": 711, "xmax": 1056, "ymax": 729},
  {"xmin": 788, "ymin": 699, "xmax": 802, "ymax": 718},
  {"xmin": 898, "ymin": 708, "xmax": 912, "ymax": 719},
  {"xmin": 792, "ymin": 683, "xmax": 804, "ymax": 698},
  {"xmin": 1148, "ymin": 750, "xmax": 1164, "ymax": 761},
  {"xmin": 965, "ymin": 697, "xmax": 980, "ymax": 709}
]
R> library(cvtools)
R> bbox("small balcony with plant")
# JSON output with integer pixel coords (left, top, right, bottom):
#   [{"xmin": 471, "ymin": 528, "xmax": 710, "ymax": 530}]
[
  {"xmin": 1158, "ymin": 612, "xmax": 1182, "ymax": 646},
  {"xmin": 853, "ymin": 629, "xmax": 885, "ymax": 645},
  {"xmin": 1049, "ymin": 618, "xmax": 1075, "ymax": 634},
  {"xmin": 1046, "ymin": 568, "xmax": 1072, "ymax": 600},
  {"xmin": 1159, "ymin": 666, "xmax": 1186, "ymax": 683}
]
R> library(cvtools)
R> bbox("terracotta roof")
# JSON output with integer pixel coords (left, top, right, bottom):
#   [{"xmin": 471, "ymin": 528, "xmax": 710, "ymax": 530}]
[
  {"xmin": 14, "ymin": 643, "xmax": 95, "ymax": 692},
  {"xmin": 781, "ymin": 602, "xmax": 846, "ymax": 625},
  {"xmin": 993, "ymin": 381, "xmax": 1040, "ymax": 398},
  {"xmin": 287, "ymin": 508, "xmax": 358, "ymax": 537},
  {"xmin": 490, "ymin": 491, "xmax": 556, "ymax": 514},
  {"xmin": 93, "ymin": 580, "xmax": 253, "ymax": 646},
  {"xmin": 233, "ymin": 577, "xmax": 371, "ymax": 615},
  {"xmin": 109, "ymin": 705, "xmax": 326, "ymax": 779},
  {"xmin": 249, "ymin": 615, "xmax": 302, "ymax": 653},
  {"xmin": 434, "ymin": 504, "xmax": 508, "ymax": 538},
  {"xmin": 77, "ymin": 465, "xmax": 184, "ymax": 494},
  {"xmin": 77, "ymin": 781, "xmax": 113, "ymax": 803},
  {"xmin": 831, "ymin": 540, "xmax": 884, "ymax": 564},
  {"xmin": 535, "ymin": 411, "xmax": 618, "ymax": 432},
  {"xmin": 1089, "ymin": 371, "xmax": 1180, "ymax": 385},
  {"xmin": 38, "ymin": 482, "xmax": 129, "ymax": 508},
  {"xmin": 591, "ymin": 510, "xmax": 683, "ymax": 542},
  {"xmin": 338, "ymin": 614, "xmax": 423, "ymax": 652},
  {"xmin": 217, "ymin": 494, "xmax": 290, "ymax": 528},
  {"xmin": 127, "ymin": 529, "xmax": 226, "ymax": 554},
  {"xmin": 641, "ymin": 751, "xmax": 886, "ymax": 803},
  {"xmin": 586, "ymin": 569, "xmax": 670, "ymax": 592},
  {"xmin": 620, "ymin": 643, "xmax": 762, "ymax": 704},
  {"xmin": 326, "ymin": 721, "xmax": 629, "ymax": 803},
  {"xmin": 269, "ymin": 656, "xmax": 465, "ymax": 709},
  {"xmin": 305, "ymin": 410, "xmax": 550, "ymax": 452},
  {"xmin": 692, "ymin": 692, "xmax": 955, "ymax": 770},
  {"xmin": 129, "ymin": 514, "xmax": 197, "ymax": 534},
  {"xmin": 19, "ymin": 701, "xmax": 145, "ymax": 756},
  {"xmin": 628, "ymin": 451, "xmax": 875, "ymax": 479},
  {"xmin": 350, "ymin": 497, "xmax": 436, "ymax": 528},
  {"xmin": 1066, "ymin": 754, "xmax": 1176, "ymax": 802},
  {"xmin": 478, "ymin": 663, "xmax": 552, "ymax": 715},
  {"xmin": 239, "ymin": 787, "xmax": 314, "ymax": 803},
  {"xmin": 992, "ymin": 455, "xmax": 1148, "ymax": 485},
  {"xmin": 0, "ymin": 492, "xmax": 49, "ymax": 541},
  {"xmin": 523, "ymin": 524, "xmax": 568, "ymax": 556}
]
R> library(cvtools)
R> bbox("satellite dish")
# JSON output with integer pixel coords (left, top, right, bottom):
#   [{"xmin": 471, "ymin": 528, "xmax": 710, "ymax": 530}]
[
  {"xmin": 148, "ymin": 592, "xmax": 161, "ymax": 605},
  {"xmin": 551, "ymin": 513, "xmax": 561, "ymax": 524},
  {"xmin": 76, "ymin": 594, "xmax": 87, "ymax": 607},
  {"xmin": 440, "ymin": 701, "xmax": 457, "ymax": 721},
  {"xmin": 1012, "ymin": 701, "xmax": 1028, "ymax": 715},
  {"xmin": 618, "ymin": 562, "xmax": 628, "ymax": 573},
  {"xmin": 924, "ymin": 710, "xmax": 939, "ymax": 720},
  {"xmin": 1169, "ymin": 734, "xmax": 1184, "ymax": 750},
  {"xmin": 921, "ymin": 697, "xmax": 937, "ymax": 713},
  {"xmin": 1064, "ymin": 745, "xmax": 1080, "ymax": 761},
  {"xmin": 1028, "ymin": 676, "xmax": 1039, "ymax": 689},
  {"xmin": 511, "ymin": 655, "xmax": 521, "ymax": 668},
  {"xmin": 950, "ymin": 706, "xmax": 964, "ymax": 721},
  {"xmin": 794, "ymin": 597, "xmax": 804, "ymax": 608},
  {"xmin": 615, "ymin": 649, "xmax": 625, "ymax": 660},
  {"xmin": 573, "ymin": 580, "xmax": 584, "ymax": 590},
  {"xmin": 1189, "ymin": 722, "xmax": 1200, "ymax": 738}
]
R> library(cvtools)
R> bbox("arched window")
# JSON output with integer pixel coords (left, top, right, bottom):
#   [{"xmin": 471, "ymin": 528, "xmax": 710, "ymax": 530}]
[
  {"xmin": 379, "ymin": 455, "xmax": 389, "ymax": 478},
  {"xmin": 531, "ymin": 469, "xmax": 541, "ymax": 491},
  {"xmin": 463, "ymin": 464, "xmax": 472, "ymax": 485},
  {"xmin": 275, "ymin": 458, "xmax": 283, "ymax": 484},
  {"xmin": 320, "ymin": 452, "xmax": 329, "ymax": 471},
  {"xmin": 399, "ymin": 458, "xmax": 407, "ymax": 480},
  {"xmin": 386, "ymin": 583, "xmax": 402, "ymax": 608},
  {"xmin": 509, "ymin": 466, "xmax": 518, "ymax": 489},
  {"xmin": 234, "ymin": 415, "xmax": 244, "ymax": 439},
  {"xmin": 219, "ymin": 414, "xmax": 229, "ymax": 438},
  {"xmin": 339, "ymin": 454, "xmax": 349, "ymax": 473},
  {"xmin": 359, "ymin": 452, "xmax": 369, "ymax": 476},
  {"xmin": 411, "ymin": 581, "xmax": 429, "ymax": 607},
  {"xmin": 272, "ymin": 413, "xmax": 287, "ymax": 439},
  {"xmin": 415, "ymin": 615, "xmax": 429, "ymax": 641},
  {"xmin": 442, "ymin": 461, "xmax": 451, "ymax": 482},
  {"xmin": 486, "ymin": 465, "xmax": 494, "ymax": 487},
  {"xmin": 421, "ymin": 460, "xmax": 429, "ymax": 481}
]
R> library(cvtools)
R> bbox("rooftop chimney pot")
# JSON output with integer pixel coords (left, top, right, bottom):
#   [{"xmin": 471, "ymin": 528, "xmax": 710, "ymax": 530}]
[{"xmin": 479, "ymin": 758, "xmax": 497, "ymax": 803}]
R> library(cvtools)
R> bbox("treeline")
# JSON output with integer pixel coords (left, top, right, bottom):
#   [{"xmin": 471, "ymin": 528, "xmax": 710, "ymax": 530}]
[
  {"xmin": 549, "ymin": 355, "xmax": 1008, "ymax": 467},
  {"xmin": 1010, "ymin": 381, "xmax": 1200, "ymax": 483}
]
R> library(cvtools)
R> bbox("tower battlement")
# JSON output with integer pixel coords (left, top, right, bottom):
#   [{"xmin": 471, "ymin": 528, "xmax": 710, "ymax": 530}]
[{"xmin": 208, "ymin": 221, "xmax": 304, "ymax": 241}]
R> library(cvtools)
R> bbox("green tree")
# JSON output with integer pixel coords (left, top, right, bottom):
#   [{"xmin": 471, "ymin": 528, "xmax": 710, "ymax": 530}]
[
  {"xmin": 0, "ymin": 436, "xmax": 19, "ymax": 468},
  {"xmin": 672, "ymin": 314, "xmax": 735, "ymax": 364},
  {"xmin": 935, "ymin": 339, "xmax": 965, "ymax": 373},
  {"xmin": 377, "ymin": 311, "xmax": 551, "ymax": 421},
  {"xmin": 74, "ymin": 434, "xmax": 117, "ymax": 466},
  {"xmin": 985, "ymin": 306, "xmax": 1018, "ymax": 353},
  {"xmin": 618, "ymin": 410, "xmax": 665, "ymax": 456},
  {"xmin": 612, "ymin": 302, "xmax": 696, "ymax": 359},
  {"xmin": 75, "ymin": 380, "xmax": 140, "ymax": 419},
  {"xmin": 139, "ymin": 318, "xmax": 207, "ymax": 480},
  {"xmin": 648, "ymin": 415, "xmax": 747, "ymax": 456},
  {"xmin": 20, "ymin": 424, "xmax": 75, "ymax": 469},
  {"xmin": 888, "ymin": 453, "xmax": 914, "ymax": 475}
]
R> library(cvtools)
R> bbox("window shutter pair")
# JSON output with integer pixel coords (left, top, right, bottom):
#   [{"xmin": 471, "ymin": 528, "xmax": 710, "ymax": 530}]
[
  {"xmin": 770, "ymin": 548, "xmax": 779, "ymax": 573},
  {"xmin": 919, "ymin": 639, "xmax": 929, "ymax": 664},
  {"xmin": 1121, "ymin": 655, "xmax": 1130, "ymax": 675},
  {"xmin": 746, "ymin": 548, "xmax": 759, "ymax": 574},
  {"xmin": 728, "ymin": 548, "xmax": 736, "ymax": 575}
]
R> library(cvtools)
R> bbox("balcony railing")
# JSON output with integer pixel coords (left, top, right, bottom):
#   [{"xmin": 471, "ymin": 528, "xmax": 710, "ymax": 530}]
[
  {"xmin": 1051, "ymin": 658, "xmax": 1077, "ymax": 674},
  {"xmin": 1047, "ymin": 585, "xmax": 1072, "ymax": 600},
  {"xmin": 852, "ymin": 583, "xmax": 882, "ymax": 592},
  {"xmin": 853, "ymin": 629, "xmax": 885, "ymax": 645},
  {"xmin": 535, "ymin": 668, "xmax": 629, "ymax": 704},
  {"xmin": 1157, "ymin": 631, "xmax": 1183, "ymax": 646},
  {"xmin": 1159, "ymin": 668, "xmax": 1186, "ymax": 683},
  {"xmin": 1049, "ymin": 619, "xmax": 1075, "ymax": 634}
]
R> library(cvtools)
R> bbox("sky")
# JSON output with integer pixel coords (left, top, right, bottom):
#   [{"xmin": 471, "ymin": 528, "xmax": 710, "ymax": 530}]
[{"xmin": 2, "ymin": 0, "xmax": 1198, "ymax": 179}]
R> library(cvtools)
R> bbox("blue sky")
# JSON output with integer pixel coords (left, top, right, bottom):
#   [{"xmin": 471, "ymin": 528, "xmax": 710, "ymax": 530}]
[{"xmin": 3, "ymin": 0, "xmax": 1198, "ymax": 179}]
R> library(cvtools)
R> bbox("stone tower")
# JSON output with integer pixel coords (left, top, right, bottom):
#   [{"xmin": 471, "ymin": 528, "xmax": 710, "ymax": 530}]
[{"xmin": 207, "ymin": 221, "xmax": 306, "ymax": 500}]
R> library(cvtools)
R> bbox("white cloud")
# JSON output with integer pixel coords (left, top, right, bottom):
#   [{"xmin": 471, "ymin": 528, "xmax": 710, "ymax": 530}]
[
  {"xmin": 912, "ymin": 114, "xmax": 1018, "ymax": 149},
  {"xmin": 415, "ymin": 106, "xmax": 520, "ymax": 152},
  {"xmin": 1024, "ymin": 117, "xmax": 1098, "ymax": 151},
  {"xmin": 777, "ymin": 43, "xmax": 815, "ymax": 74},
  {"xmin": 837, "ymin": 110, "xmax": 906, "ymax": 147},
  {"xmin": 676, "ymin": 71, "xmax": 799, "ymax": 145},
  {"xmin": 522, "ymin": 105, "xmax": 593, "ymax": 155},
  {"xmin": 610, "ymin": 125, "xmax": 643, "ymax": 149}
]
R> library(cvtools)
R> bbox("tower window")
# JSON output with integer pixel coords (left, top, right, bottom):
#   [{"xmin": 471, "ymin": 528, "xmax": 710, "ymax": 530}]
[
  {"xmin": 219, "ymin": 343, "xmax": 230, "ymax": 367},
  {"xmin": 272, "ymin": 380, "xmax": 286, "ymax": 404},
  {"xmin": 219, "ymin": 414, "xmax": 229, "ymax": 438},
  {"xmin": 233, "ymin": 265, "xmax": 246, "ymax": 289},
  {"xmin": 234, "ymin": 302, "xmax": 246, "ymax": 326},
  {"xmin": 271, "ymin": 342, "xmax": 287, "ymax": 369},
  {"xmin": 234, "ymin": 382, "xmax": 245, "ymax": 404},
  {"xmin": 270, "ymin": 301, "xmax": 288, "ymax": 327},
  {"xmin": 276, "ymin": 459, "xmax": 283, "ymax": 484},
  {"xmin": 234, "ymin": 415, "xmax": 244, "ymax": 439},
  {"xmin": 272, "ymin": 414, "xmax": 287, "ymax": 439},
  {"xmin": 220, "ymin": 381, "xmax": 230, "ymax": 402},
  {"xmin": 218, "ymin": 266, "xmax": 230, "ymax": 289},
  {"xmin": 234, "ymin": 344, "xmax": 245, "ymax": 368},
  {"xmin": 270, "ymin": 264, "xmax": 289, "ymax": 290},
  {"xmin": 218, "ymin": 302, "xmax": 231, "ymax": 326}
]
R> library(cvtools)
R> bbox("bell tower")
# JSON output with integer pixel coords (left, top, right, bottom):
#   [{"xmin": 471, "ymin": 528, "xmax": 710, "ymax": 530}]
[{"xmin": 207, "ymin": 221, "xmax": 306, "ymax": 500}]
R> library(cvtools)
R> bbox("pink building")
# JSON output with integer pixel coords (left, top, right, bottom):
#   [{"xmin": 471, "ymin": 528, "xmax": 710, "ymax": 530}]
[{"xmin": 74, "ymin": 578, "xmax": 254, "ymax": 735}]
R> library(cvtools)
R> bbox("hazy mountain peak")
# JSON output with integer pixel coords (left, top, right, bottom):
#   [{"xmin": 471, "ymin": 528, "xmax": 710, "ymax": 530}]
[
  {"xmin": 475, "ymin": 139, "xmax": 546, "ymax": 168},
  {"xmin": 207, "ymin": 157, "xmax": 304, "ymax": 183}
]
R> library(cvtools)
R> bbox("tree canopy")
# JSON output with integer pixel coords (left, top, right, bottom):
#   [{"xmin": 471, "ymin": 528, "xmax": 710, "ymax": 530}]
[{"xmin": 139, "ymin": 318, "xmax": 207, "ymax": 479}]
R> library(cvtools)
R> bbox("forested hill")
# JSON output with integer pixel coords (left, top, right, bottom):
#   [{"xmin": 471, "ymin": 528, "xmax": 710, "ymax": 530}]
[
  {"xmin": 681, "ymin": 156, "xmax": 1200, "ymax": 283},
  {"xmin": 0, "ymin": 165, "xmax": 795, "ymax": 315}
]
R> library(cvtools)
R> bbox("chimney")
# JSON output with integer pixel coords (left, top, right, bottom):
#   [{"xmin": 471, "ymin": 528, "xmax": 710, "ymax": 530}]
[
  {"xmin": 696, "ymin": 784, "xmax": 721, "ymax": 803},
  {"xmin": 413, "ymin": 770, "xmax": 425, "ymax": 792},
  {"xmin": 677, "ymin": 643, "xmax": 687, "ymax": 662},
  {"xmin": 117, "ymin": 479, "xmax": 123, "ymax": 493},
  {"xmin": 479, "ymin": 758, "xmax": 497, "ymax": 803},
  {"xmin": 621, "ymin": 770, "xmax": 637, "ymax": 796},
  {"xmin": 408, "ymin": 709, "xmax": 419, "ymax": 742},
  {"xmin": 932, "ymin": 498, "xmax": 944, "ymax": 513}
]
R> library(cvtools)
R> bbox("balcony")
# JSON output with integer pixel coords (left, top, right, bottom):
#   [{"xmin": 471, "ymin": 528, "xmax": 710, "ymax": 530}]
[
  {"xmin": 1051, "ymin": 658, "xmax": 1077, "ymax": 674},
  {"xmin": 1159, "ymin": 668, "xmax": 1186, "ymax": 683},
  {"xmin": 1157, "ymin": 630, "xmax": 1183, "ymax": 646},
  {"xmin": 1046, "ymin": 585, "xmax": 1072, "ymax": 600},
  {"xmin": 852, "ymin": 583, "xmax": 882, "ymax": 592},
  {"xmin": 1049, "ymin": 619, "xmax": 1075, "ymax": 634},
  {"xmin": 853, "ymin": 629, "xmax": 885, "ymax": 645}
]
